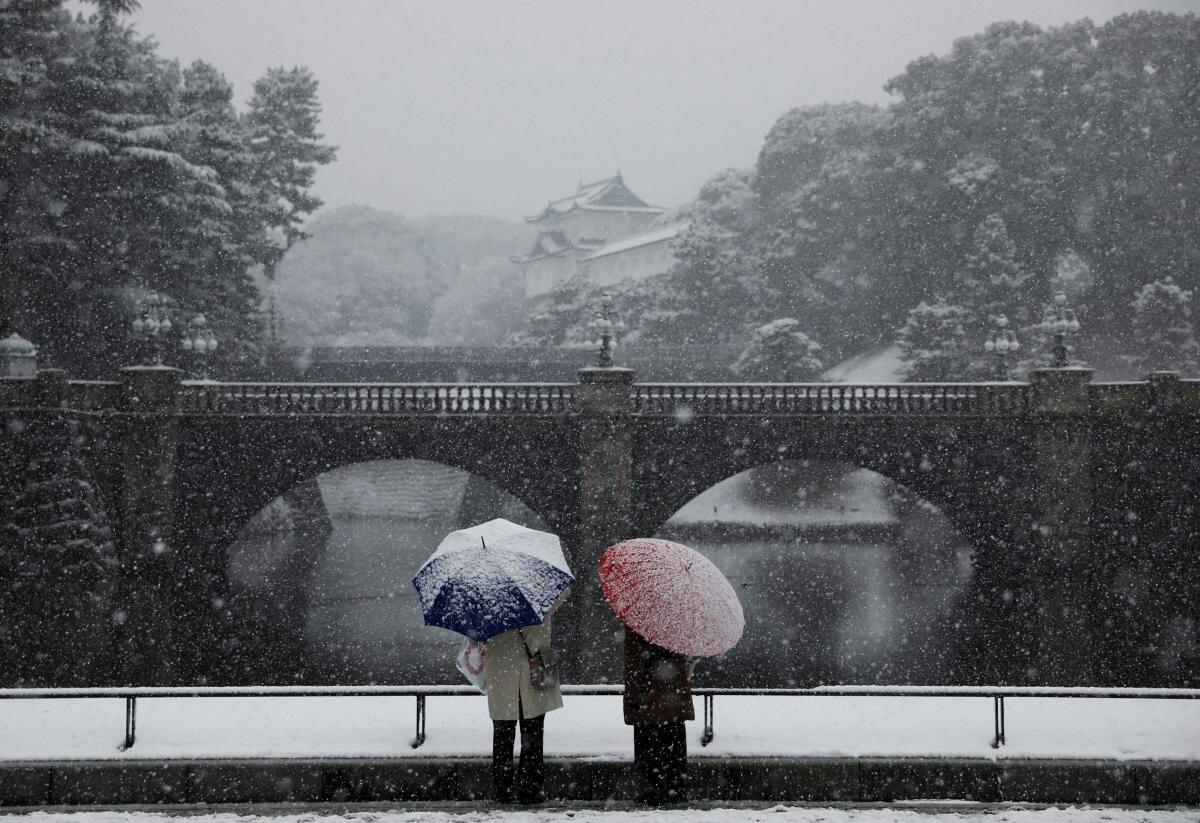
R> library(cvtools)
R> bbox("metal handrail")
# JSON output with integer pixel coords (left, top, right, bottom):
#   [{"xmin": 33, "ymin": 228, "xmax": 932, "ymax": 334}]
[{"xmin": 4, "ymin": 684, "xmax": 1196, "ymax": 753}]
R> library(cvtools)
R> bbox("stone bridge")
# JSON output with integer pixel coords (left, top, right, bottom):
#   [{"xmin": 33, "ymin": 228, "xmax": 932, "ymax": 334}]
[{"xmin": 2, "ymin": 366, "xmax": 1198, "ymax": 687}]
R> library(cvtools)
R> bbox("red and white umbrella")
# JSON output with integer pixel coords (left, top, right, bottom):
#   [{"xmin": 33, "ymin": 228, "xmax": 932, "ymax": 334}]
[{"xmin": 599, "ymin": 537, "xmax": 745, "ymax": 657}]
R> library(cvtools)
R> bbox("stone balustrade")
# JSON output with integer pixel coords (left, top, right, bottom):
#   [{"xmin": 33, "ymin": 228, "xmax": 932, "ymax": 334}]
[{"xmin": 3, "ymin": 374, "xmax": 1197, "ymax": 419}]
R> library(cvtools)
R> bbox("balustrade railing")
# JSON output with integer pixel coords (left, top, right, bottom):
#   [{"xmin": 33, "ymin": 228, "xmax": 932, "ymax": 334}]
[
  {"xmin": 633, "ymin": 383, "xmax": 1032, "ymax": 416},
  {"xmin": 0, "ymin": 379, "xmax": 121, "ymax": 412},
  {"xmin": 6, "ymin": 378, "xmax": 1199, "ymax": 419},
  {"xmin": 66, "ymin": 380, "xmax": 122, "ymax": 411},
  {"xmin": 1089, "ymin": 382, "xmax": 1152, "ymax": 415},
  {"xmin": 176, "ymin": 382, "xmax": 576, "ymax": 416}
]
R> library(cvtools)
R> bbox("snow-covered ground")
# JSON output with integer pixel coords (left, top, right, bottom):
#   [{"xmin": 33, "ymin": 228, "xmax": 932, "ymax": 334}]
[
  {"xmin": 2, "ymin": 805, "xmax": 1198, "ymax": 822},
  {"xmin": 3, "ymin": 694, "xmax": 1198, "ymax": 762},
  {"xmin": 821, "ymin": 345, "xmax": 907, "ymax": 383}
]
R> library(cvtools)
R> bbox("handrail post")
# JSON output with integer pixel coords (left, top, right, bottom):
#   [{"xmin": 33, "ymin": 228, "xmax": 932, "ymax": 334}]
[
  {"xmin": 701, "ymin": 693, "xmax": 715, "ymax": 746},
  {"xmin": 122, "ymin": 696, "xmax": 137, "ymax": 750},
  {"xmin": 411, "ymin": 694, "xmax": 427, "ymax": 748},
  {"xmin": 990, "ymin": 695, "xmax": 1006, "ymax": 748}
]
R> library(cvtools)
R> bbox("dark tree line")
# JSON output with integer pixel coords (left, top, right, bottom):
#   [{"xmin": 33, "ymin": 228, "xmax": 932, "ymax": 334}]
[
  {"xmin": 1, "ymin": 0, "xmax": 336, "ymax": 377},
  {"xmin": 526, "ymin": 12, "xmax": 1200, "ymax": 380}
]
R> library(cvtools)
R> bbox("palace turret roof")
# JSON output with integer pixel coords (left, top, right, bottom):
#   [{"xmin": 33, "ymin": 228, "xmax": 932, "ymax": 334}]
[
  {"xmin": 525, "ymin": 173, "xmax": 665, "ymax": 223},
  {"xmin": 511, "ymin": 229, "xmax": 604, "ymax": 264}
]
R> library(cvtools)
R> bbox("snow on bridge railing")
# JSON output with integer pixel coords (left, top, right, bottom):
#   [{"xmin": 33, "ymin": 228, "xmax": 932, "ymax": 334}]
[
  {"xmin": 65, "ymin": 380, "xmax": 122, "ymax": 411},
  {"xmin": 176, "ymin": 382, "xmax": 577, "ymax": 415},
  {"xmin": 1090, "ymin": 380, "xmax": 1200, "ymax": 415},
  {"xmin": 1089, "ymin": 381, "xmax": 1153, "ymax": 414},
  {"xmin": 0, "ymin": 379, "xmax": 121, "ymax": 412},
  {"xmin": 632, "ymin": 382, "xmax": 1033, "ymax": 416}
]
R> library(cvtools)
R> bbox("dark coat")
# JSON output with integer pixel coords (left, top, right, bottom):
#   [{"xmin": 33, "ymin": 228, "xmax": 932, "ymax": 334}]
[{"xmin": 623, "ymin": 627, "xmax": 695, "ymax": 725}]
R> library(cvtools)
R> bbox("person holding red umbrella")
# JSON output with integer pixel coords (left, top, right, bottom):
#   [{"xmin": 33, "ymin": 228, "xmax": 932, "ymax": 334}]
[
  {"xmin": 599, "ymin": 538, "xmax": 745, "ymax": 805},
  {"xmin": 624, "ymin": 624, "xmax": 696, "ymax": 803}
]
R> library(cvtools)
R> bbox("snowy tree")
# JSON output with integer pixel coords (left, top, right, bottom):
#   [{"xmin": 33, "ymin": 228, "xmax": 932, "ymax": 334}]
[
  {"xmin": 897, "ymin": 298, "xmax": 974, "ymax": 381},
  {"xmin": 513, "ymin": 275, "xmax": 601, "ymax": 349},
  {"xmin": 174, "ymin": 60, "xmax": 268, "ymax": 369},
  {"xmin": 732, "ymin": 318, "xmax": 824, "ymax": 381},
  {"xmin": 956, "ymin": 214, "xmax": 1034, "ymax": 323},
  {"xmin": 752, "ymin": 103, "xmax": 891, "ymax": 350},
  {"xmin": 275, "ymin": 205, "xmax": 449, "ymax": 345},
  {"xmin": 245, "ymin": 67, "xmax": 337, "ymax": 280},
  {"xmin": 1051, "ymin": 249, "xmax": 1094, "ymax": 303},
  {"xmin": 11, "ymin": 2, "xmax": 233, "ymax": 373},
  {"xmin": 1130, "ymin": 277, "xmax": 1198, "ymax": 374},
  {"xmin": 0, "ymin": 0, "xmax": 74, "ymax": 336},
  {"xmin": 641, "ymin": 168, "xmax": 764, "ymax": 345},
  {"xmin": 0, "ymin": 418, "xmax": 118, "ymax": 685},
  {"xmin": 0, "ymin": 2, "xmax": 339, "ymax": 374}
]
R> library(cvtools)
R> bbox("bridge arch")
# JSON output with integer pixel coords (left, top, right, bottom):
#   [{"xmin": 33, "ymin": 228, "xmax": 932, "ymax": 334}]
[
  {"xmin": 170, "ymin": 416, "xmax": 581, "ymax": 683},
  {"xmin": 175, "ymin": 415, "xmax": 581, "ymax": 560},
  {"xmin": 651, "ymin": 459, "xmax": 975, "ymax": 686},
  {"xmin": 631, "ymin": 415, "xmax": 1036, "ymax": 558},
  {"xmin": 630, "ymin": 414, "xmax": 1040, "ymax": 684},
  {"xmin": 223, "ymin": 457, "xmax": 549, "ymax": 685}
]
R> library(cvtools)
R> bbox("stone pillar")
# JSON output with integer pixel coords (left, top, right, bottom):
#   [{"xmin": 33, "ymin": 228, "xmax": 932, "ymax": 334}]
[
  {"xmin": 1030, "ymin": 367, "xmax": 1094, "ymax": 684},
  {"xmin": 572, "ymin": 366, "xmax": 635, "ymax": 681},
  {"xmin": 32, "ymin": 368, "xmax": 66, "ymax": 407},
  {"xmin": 115, "ymin": 366, "xmax": 182, "ymax": 683},
  {"xmin": 1148, "ymin": 370, "xmax": 1182, "ymax": 412},
  {"xmin": 0, "ymin": 333, "xmax": 38, "ymax": 378}
]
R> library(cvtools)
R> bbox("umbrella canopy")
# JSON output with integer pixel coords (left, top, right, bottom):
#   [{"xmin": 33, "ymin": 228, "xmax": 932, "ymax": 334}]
[
  {"xmin": 599, "ymin": 537, "xmax": 744, "ymax": 657},
  {"xmin": 412, "ymin": 518, "xmax": 574, "ymax": 642}
]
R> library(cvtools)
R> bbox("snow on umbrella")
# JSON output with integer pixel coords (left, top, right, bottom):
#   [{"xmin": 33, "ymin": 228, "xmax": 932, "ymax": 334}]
[
  {"xmin": 599, "ymin": 537, "xmax": 744, "ymax": 657},
  {"xmin": 412, "ymin": 518, "xmax": 574, "ymax": 642}
]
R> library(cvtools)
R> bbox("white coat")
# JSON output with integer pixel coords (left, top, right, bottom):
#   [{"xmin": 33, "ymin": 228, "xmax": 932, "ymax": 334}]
[{"xmin": 485, "ymin": 591, "xmax": 568, "ymax": 721}]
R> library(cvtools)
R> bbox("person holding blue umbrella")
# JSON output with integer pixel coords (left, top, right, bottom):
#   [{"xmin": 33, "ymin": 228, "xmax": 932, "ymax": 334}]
[{"xmin": 412, "ymin": 518, "xmax": 573, "ymax": 805}]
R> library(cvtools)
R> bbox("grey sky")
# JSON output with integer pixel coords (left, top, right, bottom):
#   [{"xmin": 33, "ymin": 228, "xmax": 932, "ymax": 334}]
[{"xmin": 127, "ymin": 0, "xmax": 1199, "ymax": 221}]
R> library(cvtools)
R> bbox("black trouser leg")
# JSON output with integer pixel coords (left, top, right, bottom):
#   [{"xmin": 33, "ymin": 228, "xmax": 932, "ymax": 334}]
[
  {"xmin": 634, "ymin": 722, "xmax": 688, "ymax": 803},
  {"xmin": 633, "ymin": 724, "xmax": 659, "ymax": 800},
  {"xmin": 660, "ymin": 721, "xmax": 689, "ymax": 801},
  {"xmin": 516, "ymin": 714, "xmax": 545, "ymax": 802},
  {"xmin": 492, "ymin": 719, "xmax": 517, "ymax": 802}
]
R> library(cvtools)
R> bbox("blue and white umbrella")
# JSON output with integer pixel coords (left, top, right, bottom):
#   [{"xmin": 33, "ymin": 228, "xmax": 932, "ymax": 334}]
[{"xmin": 412, "ymin": 518, "xmax": 574, "ymax": 642}]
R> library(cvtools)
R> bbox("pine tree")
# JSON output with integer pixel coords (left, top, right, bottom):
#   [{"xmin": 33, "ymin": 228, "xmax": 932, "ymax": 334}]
[
  {"xmin": 732, "ymin": 318, "xmax": 824, "ymax": 381},
  {"xmin": 513, "ymin": 275, "xmax": 596, "ymax": 348},
  {"xmin": 898, "ymin": 298, "xmax": 974, "ymax": 381},
  {"xmin": 245, "ymin": 67, "xmax": 337, "ymax": 280},
  {"xmin": 956, "ymin": 214, "xmax": 1034, "ymax": 322},
  {"xmin": 175, "ymin": 60, "xmax": 267, "ymax": 370},
  {"xmin": 0, "ymin": 0, "xmax": 74, "ymax": 336},
  {"xmin": 20, "ymin": 2, "xmax": 229, "ymax": 373},
  {"xmin": 658, "ymin": 168, "xmax": 764, "ymax": 344},
  {"xmin": 1131, "ymin": 277, "xmax": 1198, "ymax": 374}
]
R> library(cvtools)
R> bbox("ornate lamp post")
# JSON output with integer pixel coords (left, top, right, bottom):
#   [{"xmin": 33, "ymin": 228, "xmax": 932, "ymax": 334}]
[
  {"xmin": 180, "ymin": 313, "xmax": 219, "ymax": 380},
  {"xmin": 983, "ymin": 315, "xmax": 1020, "ymax": 381},
  {"xmin": 1042, "ymin": 291, "xmax": 1082, "ymax": 368},
  {"xmin": 589, "ymin": 293, "xmax": 625, "ymax": 368},
  {"xmin": 130, "ymin": 291, "xmax": 174, "ymax": 365}
]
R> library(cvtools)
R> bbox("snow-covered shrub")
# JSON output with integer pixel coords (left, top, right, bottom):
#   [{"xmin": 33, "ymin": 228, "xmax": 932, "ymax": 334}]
[
  {"xmin": 732, "ymin": 318, "xmax": 824, "ymax": 381},
  {"xmin": 1130, "ymin": 277, "xmax": 1198, "ymax": 374},
  {"xmin": 897, "ymin": 298, "xmax": 974, "ymax": 381}
]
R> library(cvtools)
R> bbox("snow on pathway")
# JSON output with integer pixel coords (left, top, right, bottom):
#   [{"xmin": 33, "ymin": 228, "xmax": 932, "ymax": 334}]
[
  {"xmin": 2, "ymin": 804, "xmax": 1199, "ymax": 822},
  {"xmin": 3, "ymin": 694, "xmax": 1199, "ymax": 762}
]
